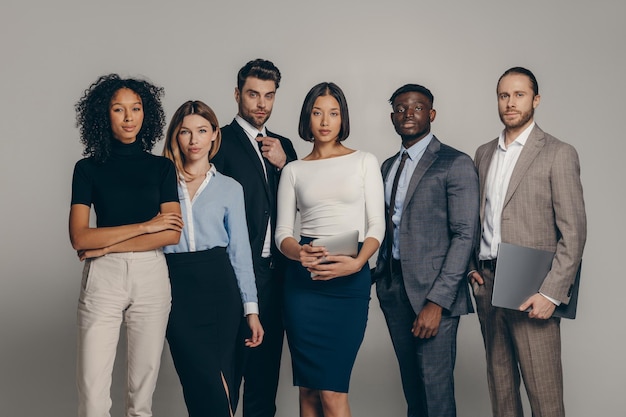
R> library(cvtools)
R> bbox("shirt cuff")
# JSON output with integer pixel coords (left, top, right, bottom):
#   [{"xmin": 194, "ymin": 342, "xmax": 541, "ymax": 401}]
[
  {"xmin": 243, "ymin": 302, "xmax": 259, "ymax": 316},
  {"xmin": 540, "ymin": 292, "xmax": 561, "ymax": 306}
]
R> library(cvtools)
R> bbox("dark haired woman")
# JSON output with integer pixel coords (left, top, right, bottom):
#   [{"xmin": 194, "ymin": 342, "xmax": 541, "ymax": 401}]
[
  {"xmin": 162, "ymin": 100, "xmax": 264, "ymax": 416},
  {"xmin": 69, "ymin": 74, "xmax": 183, "ymax": 417},
  {"xmin": 275, "ymin": 82, "xmax": 385, "ymax": 417}
]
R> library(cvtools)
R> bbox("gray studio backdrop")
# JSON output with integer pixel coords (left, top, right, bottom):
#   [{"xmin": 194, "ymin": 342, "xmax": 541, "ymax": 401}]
[{"xmin": 1, "ymin": 0, "xmax": 624, "ymax": 416}]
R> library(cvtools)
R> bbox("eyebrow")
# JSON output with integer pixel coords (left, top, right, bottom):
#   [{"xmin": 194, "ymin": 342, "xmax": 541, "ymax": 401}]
[
  {"xmin": 498, "ymin": 90, "xmax": 526, "ymax": 95},
  {"xmin": 180, "ymin": 124, "xmax": 211, "ymax": 129},
  {"xmin": 395, "ymin": 99, "xmax": 427, "ymax": 106},
  {"xmin": 246, "ymin": 89, "xmax": 275, "ymax": 95},
  {"xmin": 111, "ymin": 101, "xmax": 142, "ymax": 106}
]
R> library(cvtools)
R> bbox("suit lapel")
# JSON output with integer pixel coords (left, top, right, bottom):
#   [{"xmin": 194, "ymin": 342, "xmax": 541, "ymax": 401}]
[
  {"xmin": 402, "ymin": 137, "xmax": 440, "ymax": 212},
  {"xmin": 478, "ymin": 140, "xmax": 498, "ymax": 223},
  {"xmin": 380, "ymin": 153, "xmax": 398, "ymax": 256},
  {"xmin": 382, "ymin": 152, "xmax": 399, "ymax": 183},
  {"xmin": 503, "ymin": 125, "xmax": 545, "ymax": 207},
  {"xmin": 264, "ymin": 129, "xmax": 280, "ymax": 206},
  {"xmin": 230, "ymin": 120, "xmax": 272, "ymax": 202}
]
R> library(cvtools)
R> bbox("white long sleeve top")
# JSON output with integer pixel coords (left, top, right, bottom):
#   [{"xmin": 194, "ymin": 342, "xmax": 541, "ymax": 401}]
[{"xmin": 275, "ymin": 150, "xmax": 385, "ymax": 247}]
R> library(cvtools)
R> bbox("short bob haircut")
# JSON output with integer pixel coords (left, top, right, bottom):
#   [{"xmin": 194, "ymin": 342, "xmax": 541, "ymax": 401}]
[
  {"xmin": 75, "ymin": 74, "xmax": 166, "ymax": 163},
  {"xmin": 162, "ymin": 100, "xmax": 222, "ymax": 179},
  {"xmin": 237, "ymin": 58, "xmax": 282, "ymax": 91},
  {"xmin": 298, "ymin": 82, "xmax": 350, "ymax": 142}
]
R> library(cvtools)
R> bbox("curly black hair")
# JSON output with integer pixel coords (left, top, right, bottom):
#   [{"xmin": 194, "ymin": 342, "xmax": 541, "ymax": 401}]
[{"xmin": 75, "ymin": 74, "xmax": 166, "ymax": 162}]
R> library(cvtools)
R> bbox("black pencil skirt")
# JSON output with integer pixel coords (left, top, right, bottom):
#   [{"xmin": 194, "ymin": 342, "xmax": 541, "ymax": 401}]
[{"xmin": 165, "ymin": 247, "xmax": 242, "ymax": 417}]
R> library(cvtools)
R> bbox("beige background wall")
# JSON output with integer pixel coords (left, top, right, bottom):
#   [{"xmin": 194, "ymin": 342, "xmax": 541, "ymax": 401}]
[{"xmin": 1, "ymin": 0, "xmax": 624, "ymax": 415}]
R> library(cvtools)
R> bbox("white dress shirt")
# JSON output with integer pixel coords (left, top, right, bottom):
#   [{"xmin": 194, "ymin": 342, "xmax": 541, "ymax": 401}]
[{"xmin": 479, "ymin": 123, "xmax": 534, "ymax": 261}]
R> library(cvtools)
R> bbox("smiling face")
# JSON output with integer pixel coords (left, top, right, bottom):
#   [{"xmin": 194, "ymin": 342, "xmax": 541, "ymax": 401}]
[
  {"xmin": 176, "ymin": 114, "xmax": 217, "ymax": 166},
  {"xmin": 390, "ymin": 91, "xmax": 436, "ymax": 147},
  {"xmin": 235, "ymin": 76, "xmax": 276, "ymax": 130},
  {"xmin": 109, "ymin": 88, "xmax": 144, "ymax": 144},
  {"xmin": 309, "ymin": 94, "xmax": 342, "ymax": 143},
  {"xmin": 497, "ymin": 73, "xmax": 541, "ymax": 137}
]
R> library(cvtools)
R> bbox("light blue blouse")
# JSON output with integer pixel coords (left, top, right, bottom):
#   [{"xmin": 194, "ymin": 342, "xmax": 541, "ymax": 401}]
[{"xmin": 164, "ymin": 166, "xmax": 258, "ymax": 315}]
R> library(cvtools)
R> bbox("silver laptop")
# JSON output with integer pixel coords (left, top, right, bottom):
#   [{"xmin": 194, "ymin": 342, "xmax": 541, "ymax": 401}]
[{"xmin": 491, "ymin": 242, "xmax": 581, "ymax": 319}]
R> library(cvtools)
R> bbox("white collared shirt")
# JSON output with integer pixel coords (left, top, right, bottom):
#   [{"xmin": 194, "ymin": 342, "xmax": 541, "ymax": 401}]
[{"xmin": 480, "ymin": 122, "xmax": 535, "ymax": 261}]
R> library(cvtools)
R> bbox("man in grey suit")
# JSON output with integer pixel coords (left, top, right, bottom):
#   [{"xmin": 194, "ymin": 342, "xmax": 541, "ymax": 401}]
[
  {"xmin": 468, "ymin": 67, "xmax": 586, "ymax": 417},
  {"xmin": 373, "ymin": 84, "xmax": 479, "ymax": 417}
]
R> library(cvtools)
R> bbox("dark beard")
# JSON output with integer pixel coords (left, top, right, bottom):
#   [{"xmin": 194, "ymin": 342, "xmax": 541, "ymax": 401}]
[
  {"xmin": 500, "ymin": 107, "xmax": 534, "ymax": 130},
  {"xmin": 239, "ymin": 105, "xmax": 271, "ymax": 130}
]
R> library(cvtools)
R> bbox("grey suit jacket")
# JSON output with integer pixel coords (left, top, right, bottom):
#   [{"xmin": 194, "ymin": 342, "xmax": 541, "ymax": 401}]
[
  {"xmin": 374, "ymin": 137, "xmax": 480, "ymax": 316},
  {"xmin": 473, "ymin": 125, "xmax": 586, "ymax": 304}
]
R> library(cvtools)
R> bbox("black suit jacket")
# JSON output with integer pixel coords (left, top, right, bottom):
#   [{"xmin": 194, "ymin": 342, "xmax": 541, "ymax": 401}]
[{"xmin": 212, "ymin": 119, "xmax": 297, "ymax": 272}]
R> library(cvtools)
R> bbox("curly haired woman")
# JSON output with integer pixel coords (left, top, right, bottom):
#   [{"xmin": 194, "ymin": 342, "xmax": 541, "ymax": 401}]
[{"xmin": 69, "ymin": 74, "xmax": 183, "ymax": 417}]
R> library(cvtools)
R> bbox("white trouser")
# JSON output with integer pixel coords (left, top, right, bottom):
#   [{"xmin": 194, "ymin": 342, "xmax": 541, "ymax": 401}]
[{"xmin": 76, "ymin": 250, "xmax": 171, "ymax": 417}]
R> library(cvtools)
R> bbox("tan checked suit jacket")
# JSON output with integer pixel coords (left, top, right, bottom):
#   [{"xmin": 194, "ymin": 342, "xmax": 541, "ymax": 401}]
[{"xmin": 474, "ymin": 125, "xmax": 586, "ymax": 304}]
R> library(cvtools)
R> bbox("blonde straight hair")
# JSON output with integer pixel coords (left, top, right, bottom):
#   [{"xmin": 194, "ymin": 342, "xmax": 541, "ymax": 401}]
[{"xmin": 163, "ymin": 100, "xmax": 222, "ymax": 179}]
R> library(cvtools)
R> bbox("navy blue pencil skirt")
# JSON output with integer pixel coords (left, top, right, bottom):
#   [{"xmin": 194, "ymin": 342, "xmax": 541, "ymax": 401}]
[{"xmin": 283, "ymin": 238, "xmax": 370, "ymax": 393}]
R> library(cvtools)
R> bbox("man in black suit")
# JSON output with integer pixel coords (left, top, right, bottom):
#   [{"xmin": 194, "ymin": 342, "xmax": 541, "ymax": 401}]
[{"xmin": 212, "ymin": 58, "xmax": 297, "ymax": 417}]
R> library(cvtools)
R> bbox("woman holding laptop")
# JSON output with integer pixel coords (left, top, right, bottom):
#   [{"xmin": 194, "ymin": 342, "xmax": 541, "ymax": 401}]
[{"xmin": 275, "ymin": 82, "xmax": 385, "ymax": 417}]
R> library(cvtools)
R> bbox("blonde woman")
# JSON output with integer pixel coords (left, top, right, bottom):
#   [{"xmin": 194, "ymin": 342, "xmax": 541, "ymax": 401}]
[{"xmin": 162, "ymin": 100, "xmax": 263, "ymax": 417}]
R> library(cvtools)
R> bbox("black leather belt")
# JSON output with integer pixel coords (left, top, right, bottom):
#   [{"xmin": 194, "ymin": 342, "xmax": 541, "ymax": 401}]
[{"xmin": 479, "ymin": 259, "xmax": 497, "ymax": 272}]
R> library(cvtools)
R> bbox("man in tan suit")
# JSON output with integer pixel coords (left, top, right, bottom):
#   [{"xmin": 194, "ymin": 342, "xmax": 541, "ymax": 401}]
[{"xmin": 469, "ymin": 67, "xmax": 586, "ymax": 417}]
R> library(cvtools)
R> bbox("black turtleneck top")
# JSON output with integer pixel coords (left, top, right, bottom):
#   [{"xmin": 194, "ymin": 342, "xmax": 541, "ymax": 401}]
[{"xmin": 71, "ymin": 139, "xmax": 178, "ymax": 228}]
